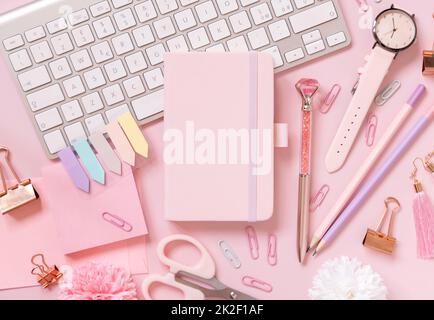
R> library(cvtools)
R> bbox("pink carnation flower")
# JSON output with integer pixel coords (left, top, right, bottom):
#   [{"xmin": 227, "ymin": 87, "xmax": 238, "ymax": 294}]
[{"xmin": 59, "ymin": 262, "xmax": 138, "ymax": 300}]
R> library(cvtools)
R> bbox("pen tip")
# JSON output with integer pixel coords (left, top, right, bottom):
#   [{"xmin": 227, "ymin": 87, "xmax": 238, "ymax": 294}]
[
  {"xmin": 306, "ymin": 246, "xmax": 311, "ymax": 253},
  {"xmin": 312, "ymin": 250, "xmax": 318, "ymax": 257}
]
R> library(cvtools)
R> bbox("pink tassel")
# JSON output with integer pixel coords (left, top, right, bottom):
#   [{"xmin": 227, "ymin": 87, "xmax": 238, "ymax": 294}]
[{"xmin": 412, "ymin": 189, "xmax": 434, "ymax": 259}]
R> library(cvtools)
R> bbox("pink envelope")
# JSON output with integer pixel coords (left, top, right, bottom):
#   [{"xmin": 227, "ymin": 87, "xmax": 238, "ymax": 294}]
[
  {"xmin": 41, "ymin": 162, "xmax": 148, "ymax": 254},
  {"xmin": 0, "ymin": 179, "xmax": 148, "ymax": 291}
]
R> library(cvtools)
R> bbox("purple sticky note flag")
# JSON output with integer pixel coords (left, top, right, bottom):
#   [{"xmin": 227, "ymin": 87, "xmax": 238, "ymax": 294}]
[{"xmin": 58, "ymin": 147, "xmax": 90, "ymax": 193}]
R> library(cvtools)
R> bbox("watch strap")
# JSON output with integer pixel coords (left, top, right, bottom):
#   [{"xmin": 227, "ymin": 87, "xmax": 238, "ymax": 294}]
[{"xmin": 325, "ymin": 46, "xmax": 396, "ymax": 173}]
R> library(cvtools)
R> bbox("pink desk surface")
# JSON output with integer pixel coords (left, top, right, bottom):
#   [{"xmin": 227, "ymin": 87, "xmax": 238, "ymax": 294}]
[{"xmin": 1, "ymin": 0, "xmax": 434, "ymax": 300}]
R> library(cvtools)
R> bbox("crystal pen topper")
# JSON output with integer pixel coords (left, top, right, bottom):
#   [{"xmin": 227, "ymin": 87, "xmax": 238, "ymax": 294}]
[{"xmin": 296, "ymin": 79, "xmax": 319, "ymax": 175}]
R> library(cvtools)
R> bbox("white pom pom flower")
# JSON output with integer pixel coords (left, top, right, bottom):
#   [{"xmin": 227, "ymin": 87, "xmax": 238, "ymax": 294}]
[{"xmin": 308, "ymin": 256, "xmax": 388, "ymax": 300}]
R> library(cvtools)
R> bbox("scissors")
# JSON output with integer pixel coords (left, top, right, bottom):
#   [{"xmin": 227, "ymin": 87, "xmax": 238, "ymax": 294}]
[{"xmin": 142, "ymin": 234, "xmax": 256, "ymax": 300}]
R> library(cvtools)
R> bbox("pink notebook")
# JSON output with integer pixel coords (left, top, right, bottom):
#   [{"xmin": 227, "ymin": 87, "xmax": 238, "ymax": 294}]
[{"xmin": 164, "ymin": 52, "xmax": 275, "ymax": 222}]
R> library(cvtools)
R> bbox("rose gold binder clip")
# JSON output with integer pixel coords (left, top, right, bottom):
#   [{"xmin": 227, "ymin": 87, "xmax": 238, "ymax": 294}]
[
  {"xmin": 30, "ymin": 254, "xmax": 63, "ymax": 288},
  {"xmin": 320, "ymin": 84, "xmax": 341, "ymax": 114},
  {"xmin": 0, "ymin": 147, "xmax": 39, "ymax": 215},
  {"xmin": 422, "ymin": 44, "xmax": 434, "ymax": 76},
  {"xmin": 363, "ymin": 197, "xmax": 400, "ymax": 255}
]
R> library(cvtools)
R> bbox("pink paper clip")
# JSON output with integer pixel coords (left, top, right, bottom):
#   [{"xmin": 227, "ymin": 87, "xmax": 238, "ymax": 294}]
[
  {"xmin": 267, "ymin": 234, "xmax": 277, "ymax": 266},
  {"xmin": 320, "ymin": 84, "xmax": 341, "ymax": 114},
  {"xmin": 245, "ymin": 226, "xmax": 259, "ymax": 260},
  {"xmin": 365, "ymin": 113, "xmax": 378, "ymax": 147},
  {"xmin": 355, "ymin": 0, "xmax": 369, "ymax": 12},
  {"xmin": 242, "ymin": 276, "xmax": 273, "ymax": 293},
  {"xmin": 102, "ymin": 212, "xmax": 133, "ymax": 232},
  {"xmin": 310, "ymin": 184, "xmax": 330, "ymax": 212}
]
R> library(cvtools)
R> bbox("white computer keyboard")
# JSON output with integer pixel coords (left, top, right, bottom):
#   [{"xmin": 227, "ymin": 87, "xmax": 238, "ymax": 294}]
[{"xmin": 0, "ymin": 0, "xmax": 350, "ymax": 158}]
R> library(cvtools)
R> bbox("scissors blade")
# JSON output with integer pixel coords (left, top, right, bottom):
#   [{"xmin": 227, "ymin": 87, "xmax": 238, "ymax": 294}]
[{"xmin": 175, "ymin": 272, "xmax": 256, "ymax": 300}]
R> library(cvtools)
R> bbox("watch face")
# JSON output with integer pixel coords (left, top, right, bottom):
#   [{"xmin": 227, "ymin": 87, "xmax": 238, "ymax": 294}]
[{"xmin": 374, "ymin": 8, "xmax": 417, "ymax": 51}]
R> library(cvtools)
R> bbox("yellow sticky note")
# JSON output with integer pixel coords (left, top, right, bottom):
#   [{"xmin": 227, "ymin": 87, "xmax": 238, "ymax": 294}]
[{"xmin": 118, "ymin": 112, "xmax": 149, "ymax": 159}]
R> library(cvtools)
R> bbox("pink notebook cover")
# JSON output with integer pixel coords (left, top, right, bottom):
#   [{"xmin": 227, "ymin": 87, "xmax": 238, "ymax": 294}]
[{"xmin": 164, "ymin": 52, "xmax": 274, "ymax": 222}]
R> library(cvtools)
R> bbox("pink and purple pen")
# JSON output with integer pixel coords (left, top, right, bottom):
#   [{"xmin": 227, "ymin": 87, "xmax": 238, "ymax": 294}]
[{"xmin": 314, "ymin": 100, "xmax": 434, "ymax": 256}]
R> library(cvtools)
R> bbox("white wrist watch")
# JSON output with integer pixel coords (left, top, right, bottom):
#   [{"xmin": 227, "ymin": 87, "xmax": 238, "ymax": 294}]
[{"xmin": 325, "ymin": 5, "xmax": 417, "ymax": 173}]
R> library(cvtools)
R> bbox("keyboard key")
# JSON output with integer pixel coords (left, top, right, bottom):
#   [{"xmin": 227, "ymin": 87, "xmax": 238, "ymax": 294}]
[
  {"xmin": 146, "ymin": 43, "xmax": 166, "ymax": 65},
  {"xmin": 123, "ymin": 76, "xmax": 146, "ymax": 98},
  {"xmin": 30, "ymin": 41, "xmax": 53, "ymax": 63},
  {"xmin": 65, "ymin": 122, "xmax": 87, "ymax": 144},
  {"xmin": 285, "ymin": 47, "xmax": 304, "ymax": 63},
  {"xmin": 105, "ymin": 59, "xmax": 127, "ymax": 81},
  {"xmin": 106, "ymin": 104, "xmax": 130, "ymax": 122},
  {"xmin": 327, "ymin": 31, "xmax": 347, "ymax": 47},
  {"xmin": 44, "ymin": 130, "xmax": 66, "ymax": 154},
  {"xmin": 208, "ymin": 19, "xmax": 230, "ymax": 41},
  {"xmin": 206, "ymin": 43, "xmax": 226, "ymax": 52},
  {"xmin": 153, "ymin": 17, "xmax": 176, "ymax": 39},
  {"xmin": 143, "ymin": 68, "xmax": 164, "ymax": 89},
  {"xmin": 135, "ymin": 1, "xmax": 158, "ymax": 23},
  {"xmin": 195, "ymin": 1, "xmax": 218, "ymax": 23},
  {"xmin": 132, "ymin": 25, "xmax": 155, "ymax": 47},
  {"xmin": 250, "ymin": 3, "xmax": 272, "ymax": 25},
  {"xmin": 174, "ymin": 9, "xmax": 197, "ymax": 31},
  {"xmin": 85, "ymin": 114, "xmax": 106, "ymax": 135},
  {"xmin": 72, "ymin": 25, "xmax": 95, "ymax": 47},
  {"xmin": 167, "ymin": 35, "xmax": 189, "ymax": 52},
  {"xmin": 35, "ymin": 108, "xmax": 63, "ymax": 132},
  {"xmin": 63, "ymin": 76, "xmax": 86, "ymax": 97},
  {"xmin": 247, "ymin": 27, "xmax": 269, "ymax": 49},
  {"xmin": 229, "ymin": 11, "xmax": 252, "ymax": 33},
  {"xmin": 216, "ymin": 0, "xmax": 238, "ymax": 15},
  {"xmin": 294, "ymin": 0, "xmax": 314, "ymax": 9},
  {"xmin": 82, "ymin": 92, "xmax": 104, "ymax": 113},
  {"xmin": 125, "ymin": 52, "xmax": 148, "ymax": 73},
  {"xmin": 3, "ymin": 34, "xmax": 24, "ymax": 51},
  {"xmin": 305, "ymin": 39, "xmax": 325, "ymax": 55},
  {"xmin": 68, "ymin": 9, "xmax": 90, "ymax": 26},
  {"xmin": 47, "ymin": 18, "xmax": 68, "ymax": 34},
  {"xmin": 112, "ymin": 33, "xmax": 134, "ymax": 55},
  {"xmin": 268, "ymin": 20, "xmax": 290, "ymax": 41},
  {"xmin": 180, "ymin": 0, "xmax": 199, "ymax": 6},
  {"xmin": 114, "ymin": 8, "xmax": 137, "ymax": 31},
  {"xmin": 240, "ymin": 0, "xmax": 259, "ymax": 7},
  {"xmin": 156, "ymin": 0, "xmax": 179, "ymax": 14},
  {"xmin": 188, "ymin": 27, "xmax": 210, "ymax": 49},
  {"xmin": 93, "ymin": 17, "xmax": 116, "ymax": 39},
  {"xmin": 90, "ymin": 1, "xmax": 111, "ymax": 17},
  {"xmin": 25, "ymin": 26, "xmax": 46, "ymax": 43},
  {"xmin": 111, "ymin": 0, "xmax": 132, "ymax": 9},
  {"xmin": 18, "ymin": 65, "xmax": 51, "ymax": 92},
  {"xmin": 51, "ymin": 33, "xmax": 74, "ymax": 55},
  {"xmin": 61, "ymin": 100, "xmax": 83, "ymax": 121},
  {"xmin": 84, "ymin": 68, "xmax": 106, "ymax": 89},
  {"xmin": 49, "ymin": 58, "xmax": 72, "ymax": 80},
  {"xmin": 27, "ymin": 84, "xmax": 64, "ymax": 111},
  {"xmin": 227, "ymin": 36, "xmax": 248, "ymax": 52},
  {"xmin": 91, "ymin": 41, "xmax": 114, "ymax": 63},
  {"xmin": 9, "ymin": 49, "xmax": 32, "ymax": 72},
  {"xmin": 270, "ymin": 0, "xmax": 293, "ymax": 17},
  {"xmin": 70, "ymin": 49, "xmax": 93, "ymax": 71},
  {"xmin": 262, "ymin": 46, "xmax": 283, "ymax": 68},
  {"xmin": 302, "ymin": 30, "xmax": 321, "ymax": 45},
  {"xmin": 103, "ymin": 84, "xmax": 125, "ymax": 106},
  {"xmin": 289, "ymin": 1, "xmax": 338, "ymax": 34},
  {"xmin": 132, "ymin": 90, "xmax": 164, "ymax": 121}
]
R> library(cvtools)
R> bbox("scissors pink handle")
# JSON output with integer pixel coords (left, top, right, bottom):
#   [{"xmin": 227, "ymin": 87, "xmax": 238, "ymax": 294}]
[{"xmin": 141, "ymin": 234, "xmax": 216, "ymax": 300}]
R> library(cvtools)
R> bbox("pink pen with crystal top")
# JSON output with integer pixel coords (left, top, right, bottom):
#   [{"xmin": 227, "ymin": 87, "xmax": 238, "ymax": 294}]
[{"xmin": 296, "ymin": 79, "xmax": 319, "ymax": 263}]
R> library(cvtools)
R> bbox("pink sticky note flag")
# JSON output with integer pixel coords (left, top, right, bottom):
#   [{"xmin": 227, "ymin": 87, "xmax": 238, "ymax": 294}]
[{"xmin": 107, "ymin": 121, "xmax": 136, "ymax": 166}]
